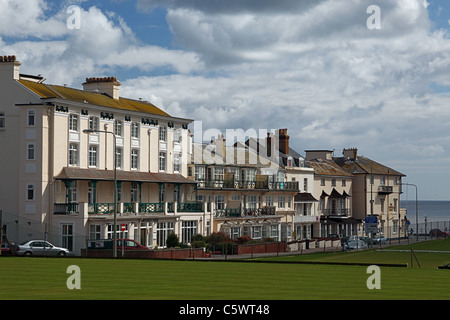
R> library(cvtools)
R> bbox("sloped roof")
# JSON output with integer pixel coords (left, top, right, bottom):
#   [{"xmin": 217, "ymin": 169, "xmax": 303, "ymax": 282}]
[
  {"xmin": 306, "ymin": 159, "xmax": 353, "ymax": 177},
  {"xmin": 335, "ymin": 156, "xmax": 405, "ymax": 177},
  {"xmin": 294, "ymin": 192, "xmax": 318, "ymax": 202},
  {"xmin": 17, "ymin": 79, "xmax": 170, "ymax": 117}
]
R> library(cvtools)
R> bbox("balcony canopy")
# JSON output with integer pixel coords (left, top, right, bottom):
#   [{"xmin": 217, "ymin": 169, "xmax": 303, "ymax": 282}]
[{"xmin": 55, "ymin": 167, "xmax": 195, "ymax": 184}]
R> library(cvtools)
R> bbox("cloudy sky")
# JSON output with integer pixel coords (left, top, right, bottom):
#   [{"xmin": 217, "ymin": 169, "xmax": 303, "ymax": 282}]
[{"xmin": 1, "ymin": 0, "xmax": 450, "ymax": 200}]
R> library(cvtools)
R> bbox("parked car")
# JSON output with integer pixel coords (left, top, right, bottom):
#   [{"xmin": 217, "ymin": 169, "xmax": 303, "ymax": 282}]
[
  {"xmin": 116, "ymin": 239, "xmax": 150, "ymax": 251},
  {"xmin": 372, "ymin": 234, "xmax": 387, "ymax": 244},
  {"xmin": 429, "ymin": 229, "xmax": 449, "ymax": 238},
  {"xmin": 18, "ymin": 240, "xmax": 70, "ymax": 256},
  {"xmin": 358, "ymin": 236, "xmax": 373, "ymax": 245},
  {"xmin": 344, "ymin": 239, "xmax": 367, "ymax": 251},
  {"xmin": 1, "ymin": 242, "xmax": 19, "ymax": 255}
]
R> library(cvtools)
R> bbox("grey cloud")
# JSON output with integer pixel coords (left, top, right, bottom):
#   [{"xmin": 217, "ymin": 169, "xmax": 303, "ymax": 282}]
[{"xmin": 137, "ymin": 0, "xmax": 327, "ymax": 14}]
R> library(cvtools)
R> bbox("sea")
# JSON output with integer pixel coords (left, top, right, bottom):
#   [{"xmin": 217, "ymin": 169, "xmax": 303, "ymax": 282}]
[{"xmin": 401, "ymin": 200, "xmax": 450, "ymax": 226}]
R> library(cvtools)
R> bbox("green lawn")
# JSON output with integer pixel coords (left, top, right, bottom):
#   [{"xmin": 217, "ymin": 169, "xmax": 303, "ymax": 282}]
[
  {"xmin": 0, "ymin": 239, "xmax": 448, "ymax": 300},
  {"xmin": 260, "ymin": 239, "xmax": 450, "ymax": 269}
]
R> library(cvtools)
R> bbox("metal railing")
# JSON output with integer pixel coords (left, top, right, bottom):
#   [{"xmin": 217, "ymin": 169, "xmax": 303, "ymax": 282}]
[
  {"xmin": 321, "ymin": 208, "xmax": 350, "ymax": 216},
  {"xmin": 54, "ymin": 203, "xmax": 79, "ymax": 214},
  {"xmin": 55, "ymin": 202, "xmax": 204, "ymax": 215},
  {"xmin": 214, "ymin": 206, "xmax": 277, "ymax": 218},
  {"xmin": 196, "ymin": 179, "xmax": 299, "ymax": 191}
]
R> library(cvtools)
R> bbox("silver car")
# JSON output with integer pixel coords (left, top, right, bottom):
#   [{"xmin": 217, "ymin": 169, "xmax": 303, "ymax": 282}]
[{"xmin": 18, "ymin": 240, "xmax": 70, "ymax": 256}]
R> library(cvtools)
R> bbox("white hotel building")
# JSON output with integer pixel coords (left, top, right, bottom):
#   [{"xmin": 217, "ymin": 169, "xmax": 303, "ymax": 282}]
[{"xmin": 0, "ymin": 56, "xmax": 211, "ymax": 255}]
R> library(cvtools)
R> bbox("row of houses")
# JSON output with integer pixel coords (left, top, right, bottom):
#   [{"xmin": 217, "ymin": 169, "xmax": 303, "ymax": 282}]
[{"xmin": 0, "ymin": 57, "xmax": 407, "ymax": 255}]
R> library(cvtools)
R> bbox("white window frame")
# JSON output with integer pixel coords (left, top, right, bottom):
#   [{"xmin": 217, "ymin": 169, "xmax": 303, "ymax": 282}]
[
  {"xmin": 88, "ymin": 145, "xmax": 98, "ymax": 167},
  {"xmin": 194, "ymin": 166, "xmax": 205, "ymax": 181},
  {"xmin": 131, "ymin": 122, "xmax": 139, "ymax": 139},
  {"xmin": 173, "ymin": 153, "xmax": 180, "ymax": 173},
  {"xmin": 159, "ymin": 152, "xmax": 166, "ymax": 171},
  {"xmin": 69, "ymin": 114, "xmax": 79, "ymax": 132},
  {"xmin": 69, "ymin": 143, "xmax": 79, "ymax": 166},
  {"xmin": 131, "ymin": 149, "xmax": 139, "ymax": 170},
  {"xmin": 89, "ymin": 116, "xmax": 99, "ymax": 131},
  {"xmin": 89, "ymin": 224, "xmax": 102, "ymax": 240},
  {"xmin": 247, "ymin": 195, "xmax": 257, "ymax": 209},
  {"xmin": 115, "ymin": 147, "xmax": 123, "ymax": 169},
  {"xmin": 159, "ymin": 126, "xmax": 167, "ymax": 142},
  {"xmin": 278, "ymin": 196, "xmax": 285, "ymax": 208},
  {"xmin": 215, "ymin": 195, "xmax": 225, "ymax": 210},
  {"xmin": 214, "ymin": 167, "xmax": 224, "ymax": 181},
  {"xmin": 114, "ymin": 120, "xmax": 123, "ymax": 137}
]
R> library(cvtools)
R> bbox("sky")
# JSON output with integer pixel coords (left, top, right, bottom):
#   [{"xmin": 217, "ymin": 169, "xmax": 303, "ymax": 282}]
[{"xmin": 1, "ymin": 0, "xmax": 450, "ymax": 200}]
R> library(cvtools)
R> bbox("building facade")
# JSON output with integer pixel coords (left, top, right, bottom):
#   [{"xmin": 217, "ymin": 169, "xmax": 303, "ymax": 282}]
[
  {"xmin": 0, "ymin": 56, "xmax": 210, "ymax": 255},
  {"xmin": 188, "ymin": 136, "xmax": 299, "ymax": 241},
  {"xmin": 335, "ymin": 148, "xmax": 407, "ymax": 238},
  {"xmin": 304, "ymin": 150, "xmax": 359, "ymax": 237}
]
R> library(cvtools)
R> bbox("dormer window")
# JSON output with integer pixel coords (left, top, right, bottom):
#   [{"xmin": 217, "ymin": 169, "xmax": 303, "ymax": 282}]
[{"xmin": 287, "ymin": 156, "xmax": 293, "ymax": 167}]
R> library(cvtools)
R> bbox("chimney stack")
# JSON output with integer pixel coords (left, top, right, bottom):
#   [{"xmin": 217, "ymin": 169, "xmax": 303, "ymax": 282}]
[
  {"xmin": 0, "ymin": 55, "xmax": 21, "ymax": 80},
  {"xmin": 82, "ymin": 77, "xmax": 121, "ymax": 100},
  {"xmin": 343, "ymin": 148, "xmax": 358, "ymax": 160},
  {"xmin": 278, "ymin": 128, "xmax": 290, "ymax": 156}
]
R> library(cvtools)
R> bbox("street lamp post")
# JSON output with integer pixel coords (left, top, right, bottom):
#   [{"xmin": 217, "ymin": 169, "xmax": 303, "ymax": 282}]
[
  {"xmin": 401, "ymin": 183, "xmax": 418, "ymax": 243},
  {"xmin": 83, "ymin": 128, "xmax": 118, "ymax": 258}
]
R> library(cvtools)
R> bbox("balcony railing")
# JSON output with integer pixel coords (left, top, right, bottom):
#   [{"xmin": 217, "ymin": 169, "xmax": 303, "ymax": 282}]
[
  {"xmin": 139, "ymin": 202, "xmax": 164, "ymax": 213},
  {"xmin": 89, "ymin": 203, "xmax": 115, "ymax": 214},
  {"xmin": 54, "ymin": 203, "xmax": 79, "ymax": 214},
  {"xmin": 378, "ymin": 185, "xmax": 393, "ymax": 195},
  {"xmin": 321, "ymin": 208, "xmax": 350, "ymax": 216},
  {"xmin": 55, "ymin": 202, "xmax": 204, "ymax": 215},
  {"xmin": 215, "ymin": 206, "xmax": 277, "ymax": 218},
  {"xmin": 177, "ymin": 202, "xmax": 203, "ymax": 212},
  {"xmin": 196, "ymin": 178, "xmax": 299, "ymax": 191}
]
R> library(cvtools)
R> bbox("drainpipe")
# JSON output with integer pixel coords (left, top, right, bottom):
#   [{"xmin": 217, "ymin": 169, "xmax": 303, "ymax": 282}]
[{"xmin": 47, "ymin": 106, "xmax": 54, "ymax": 229}]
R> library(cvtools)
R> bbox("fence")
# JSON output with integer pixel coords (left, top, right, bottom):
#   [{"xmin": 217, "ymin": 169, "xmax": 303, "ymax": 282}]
[{"xmin": 411, "ymin": 220, "xmax": 450, "ymax": 236}]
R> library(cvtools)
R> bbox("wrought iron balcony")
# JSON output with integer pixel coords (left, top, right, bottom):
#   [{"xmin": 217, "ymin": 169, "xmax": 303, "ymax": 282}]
[
  {"xmin": 54, "ymin": 203, "xmax": 79, "ymax": 214},
  {"xmin": 55, "ymin": 201, "xmax": 204, "ymax": 215},
  {"xmin": 321, "ymin": 208, "xmax": 350, "ymax": 216},
  {"xmin": 196, "ymin": 178, "xmax": 299, "ymax": 191},
  {"xmin": 214, "ymin": 206, "xmax": 277, "ymax": 218},
  {"xmin": 378, "ymin": 185, "xmax": 393, "ymax": 195}
]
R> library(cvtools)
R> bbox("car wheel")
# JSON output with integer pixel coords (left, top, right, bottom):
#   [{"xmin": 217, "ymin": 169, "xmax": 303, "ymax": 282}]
[
  {"xmin": 57, "ymin": 251, "xmax": 66, "ymax": 257},
  {"xmin": 24, "ymin": 251, "xmax": 33, "ymax": 256}
]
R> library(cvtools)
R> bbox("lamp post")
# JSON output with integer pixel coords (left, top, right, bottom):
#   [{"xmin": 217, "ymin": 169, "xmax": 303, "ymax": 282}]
[
  {"xmin": 83, "ymin": 128, "xmax": 118, "ymax": 258},
  {"xmin": 401, "ymin": 183, "xmax": 418, "ymax": 243}
]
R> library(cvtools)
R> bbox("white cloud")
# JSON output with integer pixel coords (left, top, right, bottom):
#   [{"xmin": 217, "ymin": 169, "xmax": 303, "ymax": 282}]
[
  {"xmin": 0, "ymin": 0, "xmax": 68, "ymax": 38},
  {"xmin": 1, "ymin": 0, "xmax": 450, "ymax": 198},
  {"xmin": 0, "ymin": 2, "xmax": 203, "ymax": 86}
]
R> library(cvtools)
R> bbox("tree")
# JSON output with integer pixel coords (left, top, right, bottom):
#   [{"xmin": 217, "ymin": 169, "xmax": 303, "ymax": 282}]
[{"xmin": 166, "ymin": 233, "xmax": 179, "ymax": 248}]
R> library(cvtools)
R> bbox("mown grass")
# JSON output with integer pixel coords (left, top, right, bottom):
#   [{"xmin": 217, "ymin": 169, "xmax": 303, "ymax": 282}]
[
  {"xmin": 260, "ymin": 239, "xmax": 450, "ymax": 269},
  {"xmin": 0, "ymin": 256, "xmax": 448, "ymax": 300},
  {"xmin": 0, "ymin": 239, "xmax": 448, "ymax": 300}
]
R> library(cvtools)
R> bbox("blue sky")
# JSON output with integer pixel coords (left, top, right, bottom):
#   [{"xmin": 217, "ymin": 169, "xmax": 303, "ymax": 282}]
[{"xmin": 1, "ymin": 0, "xmax": 450, "ymax": 200}]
